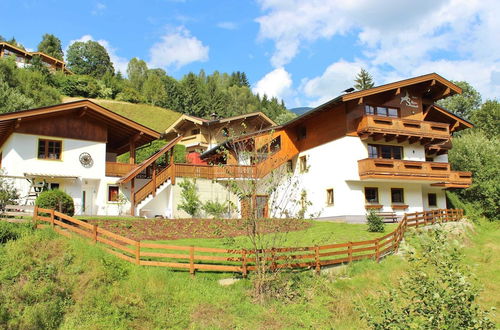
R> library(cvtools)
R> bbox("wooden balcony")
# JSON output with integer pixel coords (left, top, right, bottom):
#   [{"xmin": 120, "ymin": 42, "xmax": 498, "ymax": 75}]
[
  {"xmin": 175, "ymin": 163, "xmax": 256, "ymax": 179},
  {"xmin": 357, "ymin": 115, "xmax": 450, "ymax": 144},
  {"xmin": 358, "ymin": 158, "xmax": 471, "ymax": 187},
  {"xmin": 106, "ymin": 162, "xmax": 139, "ymax": 177}
]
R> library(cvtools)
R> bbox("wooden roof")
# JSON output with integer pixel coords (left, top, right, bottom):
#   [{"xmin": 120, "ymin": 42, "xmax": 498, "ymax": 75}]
[
  {"xmin": 164, "ymin": 111, "xmax": 276, "ymax": 139},
  {"xmin": 424, "ymin": 104, "xmax": 474, "ymax": 132},
  {"xmin": 0, "ymin": 100, "xmax": 161, "ymax": 153}
]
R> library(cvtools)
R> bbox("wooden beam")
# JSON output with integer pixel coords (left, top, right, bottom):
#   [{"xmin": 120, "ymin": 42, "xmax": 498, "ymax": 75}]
[
  {"xmin": 152, "ymin": 162, "xmax": 157, "ymax": 197},
  {"xmin": 372, "ymin": 133, "xmax": 385, "ymax": 142},
  {"xmin": 385, "ymin": 134, "xmax": 396, "ymax": 142},
  {"xmin": 358, "ymin": 97, "xmax": 364, "ymax": 105},
  {"xmin": 14, "ymin": 118, "xmax": 22, "ymax": 128},
  {"xmin": 358, "ymin": 132, "xmax": 370, "ymax": 140},
  {"xmin": 129, "ymin": 139, "xmax": 136, "ymax": 165},
  {"xmin": 397, "ymin": 135, "xmax": 409, "ymax": 143},
  {"xmin": 130, "ymin": 178, "xmax": 135, "ymax": 216},
  {"xmin": 450, "ymin": 120, "xmax": 460, "ymax": 133},
  {"xmin": 78, "ymin": 106, "xmax": 87, "ymax": 118},
  {"xmin": 408, "ymin": 136, "xmax": 420, "ymax": 144},
  {"xmin": 395, "ymin": 87, "xmax": 401, "ymax": 95}
]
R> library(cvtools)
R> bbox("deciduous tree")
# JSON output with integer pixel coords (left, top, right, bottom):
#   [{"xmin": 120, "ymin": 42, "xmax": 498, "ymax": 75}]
[
  {"xmin": 66, "ymin": 40, "xmax": 114, "ymax": 77},
  {"xmin": 437, "ymin": 81, "xmax": 482, "ymax": 120}
]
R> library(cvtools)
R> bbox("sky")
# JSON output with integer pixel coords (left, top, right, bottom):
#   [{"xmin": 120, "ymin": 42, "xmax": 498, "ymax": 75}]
[{"xmin": 1, "ymin": 0, "xmax": 499, "ymax": 108}]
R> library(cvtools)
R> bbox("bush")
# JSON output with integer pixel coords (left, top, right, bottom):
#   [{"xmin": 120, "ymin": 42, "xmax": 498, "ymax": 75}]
[
  {"xmin": 177, "ymin": 179, "xmax": 201, "ymax": 217},
  {"xmin": 366, "ymin": 209, "xmax": 384, "ymax": 232},
  {"xmin": 35, "ymin": 189, "xmax": 75, "ymax": 216},
  {"xmin": 202, "ymin": 200, "xmax": 230, "ymax": 218},
  {"xmin": 0, "ymin": 173, "xmax": 19, "ymax": 211},
  {"xmin": 53, "ymin": 73, "xmax": 100, "ymax": 98},
  {"xmin": 360, "ymin": 228, "xmax": 495, "ymax": 329},
  {"xmin": 115, "ymin": 87, "xmax": 144, "ymax": 103}
]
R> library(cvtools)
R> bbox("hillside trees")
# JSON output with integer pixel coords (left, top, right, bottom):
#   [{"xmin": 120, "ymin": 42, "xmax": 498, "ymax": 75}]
[
  {"xmin": 66, "ymin": 40, "xmax": 114, "ymax": 77},
  {"xmin": 437, "ymin": 81, "xmax": 482, "ymax": 119},
  {"xmin": 37, "ymin": 34, "xmax": 64, "ymax": 61}
]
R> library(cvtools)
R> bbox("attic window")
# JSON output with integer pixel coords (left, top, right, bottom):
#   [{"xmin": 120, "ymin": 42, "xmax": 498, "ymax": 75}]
[
  {"xmin": 38, "ymin": 139, "xmax": 62, "ymax": 160},
  {"xmin": 191, "ymin": 128, "xmax": 201, "ymax": 135}
]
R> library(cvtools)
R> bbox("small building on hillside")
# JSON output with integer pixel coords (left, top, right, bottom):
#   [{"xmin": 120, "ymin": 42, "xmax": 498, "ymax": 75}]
[
  {"xmin": 0, "ymin": 42, "xmax": 71, "ymax": 74},
  {"xmin": 0, "ymin": 100, "xmax": 160, "ymax": 215},
  {"xmin": 163, "ymin": 112, "xmax": 276, "ymax": 155}
]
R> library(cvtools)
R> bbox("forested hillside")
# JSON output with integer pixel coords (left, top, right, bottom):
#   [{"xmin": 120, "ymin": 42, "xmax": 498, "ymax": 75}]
[{"xmin": 0, "ymin": 34, "xmax": 296, "ymax": 125}]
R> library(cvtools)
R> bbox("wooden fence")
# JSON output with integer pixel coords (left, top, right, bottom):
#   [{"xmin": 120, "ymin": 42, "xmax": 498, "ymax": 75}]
[{"xmin": 33, "ymin": 207, "xmax": 464, "ymax": 276}]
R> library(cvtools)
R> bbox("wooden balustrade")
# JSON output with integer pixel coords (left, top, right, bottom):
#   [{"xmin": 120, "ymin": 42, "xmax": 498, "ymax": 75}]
[
  {"xmin": 33, "ymin": 207, "xmax": 464, "ymax": 276},
  {"xmin": 106, "ymin": 162, "xmax": 139, "ymax": 177},
  {"xmin": 357, "ymin": 115, "xmax": 450, "ymax": 143},
  {"xmin": 175, "ymin": 163, "xmax": 256, "ymax": 179},
  {"xmin": 358, "ymin": 158, "xmax": 472, "ymax": 187}
]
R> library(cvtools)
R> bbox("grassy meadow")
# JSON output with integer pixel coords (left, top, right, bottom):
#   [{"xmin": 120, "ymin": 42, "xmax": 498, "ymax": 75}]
[
  {"xmin": 0, "ymin": 218, "xmax": 497, "ymax": 329},
  {"xmin": 63, "ymin": 97, "xmax": 181, "ymax": 132}
]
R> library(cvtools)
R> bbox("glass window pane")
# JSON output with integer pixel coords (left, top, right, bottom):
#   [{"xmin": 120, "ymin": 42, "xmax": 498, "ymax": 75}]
[
  {"xmin": 364, "ymin": 105, "xmax": 375, "ymax": 115},
  {"xmin": 38, "ymin": 141, "xmax": 46, "ymax": 159},
  {"xmin": 392, "ymin": 146, "xmax": 402, "ymax": 159},
  {"xmin": 365, "ymin": 188, "xmax": 379, "ymax": 203},
  {"xmin": 381, "ymin": 145, "xmax": 392, "ymax": 159},
  {"xmin": 368, "ymin": 145, "xmax": 378, "ymax": 158},
  {"xmin": 391, "ymin": 188, "xmax": 404, "ymax": 203},
  {"xmin": 376, "ymin": 107, "xmax": 388, "ymax": 116},
  {"xmin": 388, "ymin": 108, "xmax": 398, "ymax": 117}
]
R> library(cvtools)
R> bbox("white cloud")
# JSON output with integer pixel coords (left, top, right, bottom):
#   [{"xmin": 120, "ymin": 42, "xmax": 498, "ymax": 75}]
[
  {"xmin": 217, "ymin": 22, "xmax": 238, "ymax": 30},
  {"xmin": 253, "ymin": 67, "xmax": 293, "ymax": 100},
  {"xmin": 256, "ymin": 0, "xmax": 500, "ymax": 102},
  {"xmin": 67, "ymin": 35, "xmax": 129, "ymax": 74},
  {"xmin": 91, "ymin": 2, "xmax": 106, "ymax": 15},
  {"xmin": 148, "ymin": 26, "xmax": 209, "ymax": 70},
  {"xmin": 301, "ymin": 61, "xmax": 365, "ymax": 106}
]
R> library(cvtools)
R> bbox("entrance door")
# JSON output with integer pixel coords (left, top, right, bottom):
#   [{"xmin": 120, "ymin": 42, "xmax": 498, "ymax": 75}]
[
  {"xmin": 255, "ymin": 195, "xmax": 269, "ymax": 218},
  {"xmin": 81, "ymin": 188, "xmax": 93, "ymax": 215}
]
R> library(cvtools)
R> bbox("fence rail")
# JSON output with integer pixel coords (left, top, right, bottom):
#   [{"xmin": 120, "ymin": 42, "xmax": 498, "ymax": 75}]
[{"xmin": 32, "ymin": 207, "xmax": 464, "ymax": 276}]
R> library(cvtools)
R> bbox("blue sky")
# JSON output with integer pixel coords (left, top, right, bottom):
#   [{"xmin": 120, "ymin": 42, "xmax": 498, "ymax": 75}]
[{"xmin": 1, "ymin": 0, "xmax": 498, "ymax": 108}]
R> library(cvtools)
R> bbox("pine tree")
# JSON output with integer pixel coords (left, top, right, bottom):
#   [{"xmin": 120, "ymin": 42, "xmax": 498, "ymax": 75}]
[
  {"xmin": 37, "ymin": 34, "xmax": 64, "ymax": 60},
  {"xmin": 354, "ymin": 68, "xmax": 375, "ymax": 91}
]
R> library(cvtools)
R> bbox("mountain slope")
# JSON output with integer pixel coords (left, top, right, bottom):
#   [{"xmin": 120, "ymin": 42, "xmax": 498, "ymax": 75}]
[
  {"xmin": 289, "ymin": 107, "xmax": 313, "ymax": 116},
  {"xmin": 63, "ymin": 97, "xmax": 182, "ymax": 132}
]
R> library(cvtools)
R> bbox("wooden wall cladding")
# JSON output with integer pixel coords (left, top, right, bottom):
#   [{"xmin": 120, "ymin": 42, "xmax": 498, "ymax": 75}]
[{"xmin": 15, "ymin": 113, "xmax": 108, "ymax": 142}]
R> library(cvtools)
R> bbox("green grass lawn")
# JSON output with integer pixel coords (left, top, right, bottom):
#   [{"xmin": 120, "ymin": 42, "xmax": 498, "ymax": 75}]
[
  {"xmin": 0, "ymin": 219, "xmax": 497, "ymax": 329},
  {"xmin": 63, "ymin": 97, "xmax": 181, "ymax": 132},
  {"xmin": 143, "ymin": 221, "xmax": 398, "ymax": 249}
]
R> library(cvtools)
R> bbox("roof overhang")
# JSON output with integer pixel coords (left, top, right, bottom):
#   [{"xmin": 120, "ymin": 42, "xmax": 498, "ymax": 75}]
[
  {"xmin": 424, "ymin": 104, "xmax": 473, "ymax": 133},
  {"xmin": 0, "ymin": 100, "xmax": 161, "ymax": 152}
]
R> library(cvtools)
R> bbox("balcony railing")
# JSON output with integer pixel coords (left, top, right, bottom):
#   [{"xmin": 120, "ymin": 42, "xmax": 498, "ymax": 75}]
[
  {"xmin": 358, "ymin": 158, "xmax": 471, "ymax": 187},
  {"xmin": 357, "ymin": 115, "xmax": 450, "ymax": 143},
  {"xmin": 105, "ymin": 162, "xmax": 139, "ymax": 177},
  {"xmin": 175, "ymin": 163, "xmax": 256, "ymax": 179}
]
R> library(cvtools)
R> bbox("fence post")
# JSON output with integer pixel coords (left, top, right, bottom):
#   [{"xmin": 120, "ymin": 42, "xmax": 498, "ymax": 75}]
[
  {"xmin": 136, "ymin": 241, "xmax": 141, "ymax": 265},
  {"xmin": 189, "ymin": 245, "xmax": 195, "ymax": 277},
  {"xmin": 93, "ymin": 224, "xmax": 98, "ymax": 243},
  {"xmin": 32, "ymin": 205, "xmax": 38, "ymax": 225},
  {"xmin": 241, "ymin": 249, "xmax": 247, "ymax": 278},
  {"xmin": 50, "ymin": 209, "xmax": 55, "ymax": 228},
  {"xmin": 348, "ymin": 242, "xmax": 353, "ymax": 263},
  {"xmin": 375, "ymin": 238, "xmax": 380, "ymax": 262},
  {"xmin": 314, "ymin": 246, "xmax": 320, "ymax": 275}
]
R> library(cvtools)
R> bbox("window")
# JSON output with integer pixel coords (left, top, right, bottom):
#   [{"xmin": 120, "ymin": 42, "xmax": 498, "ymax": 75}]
[
  {"xmin": 38, "ymin": 139, "xmax": 62, "ymax": 160},
  {"xmin": 326, "ymin": 189, "xmax": 334, "ymax": 205},
  {"xmin": 426, "ymin": 156, "xmax": 434, "ymax": 162},
  {"xmin": 221, "ymin": 127, "xmax": 229, "ymax": 137},
  {"xmin": 391, "ymin": 188, "xmax": 404, "ymax": 204},
  {"xmin": 108, "ymin": 186, "xmax": 119, "ymax": 202},
  {"xmin": 299, "ymin": 156, "xmax": 307, "ymax": 173},
  {"xmin": 297, "ymin": 126, "xmax": 307, "ymax": 140},
  {"xmin": 428, "ymin": 193, "xmax": 437, "ymax": 207},
  {"xmin": 49, "ymin": 183, "xmax": 60, "ymax": 190},
  {"xmin": 286, "ymin": 159, "xmax": 293, "ymax": 173},
  {"xmin": 365, "ymin": 187, "xmax": 379, "ymax": 204},
  {"xmin": 191, "ymin": 128, "xmax": 201, "ymax": 135},
  {"xmin": 368, "ymin": 144, "xmax": 403, "ymax": 160},
  {"xmin": 270, "ymin": 136, "xmax": 281, "ymax": 154},
  {"xmin": 365, "ymin": 105, "xmax": 399, "ymax": 118}
]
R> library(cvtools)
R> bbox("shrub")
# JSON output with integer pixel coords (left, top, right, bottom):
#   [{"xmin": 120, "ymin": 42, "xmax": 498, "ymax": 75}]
[
  {"xmin": 177, "ymin": 179, "xmax": 201, "ymax": 217},
  {"xmin": 115, "ymin": 87, "xmax": 144, "ymax": 103},
  {"xmin": 360, "ymin": 228, "xmax": 495, "ymax": 329},
  {"xmin": 35, "ymin": 189, "xmax": 75, "ymax": 216},
  {"xmin": 366, "ymin": 209, "xmax": 385, "ymax": 232},
  {"xmin": 202, "ymin": 200, "xmax": 230, "ymax": 218},
  {"xmin": 0, "ymin": 172, "xmax": 19, "ymax": 212},
  {"xmin": 0, "ymin": 222, "xmax": 20, "ymax": 244}
]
